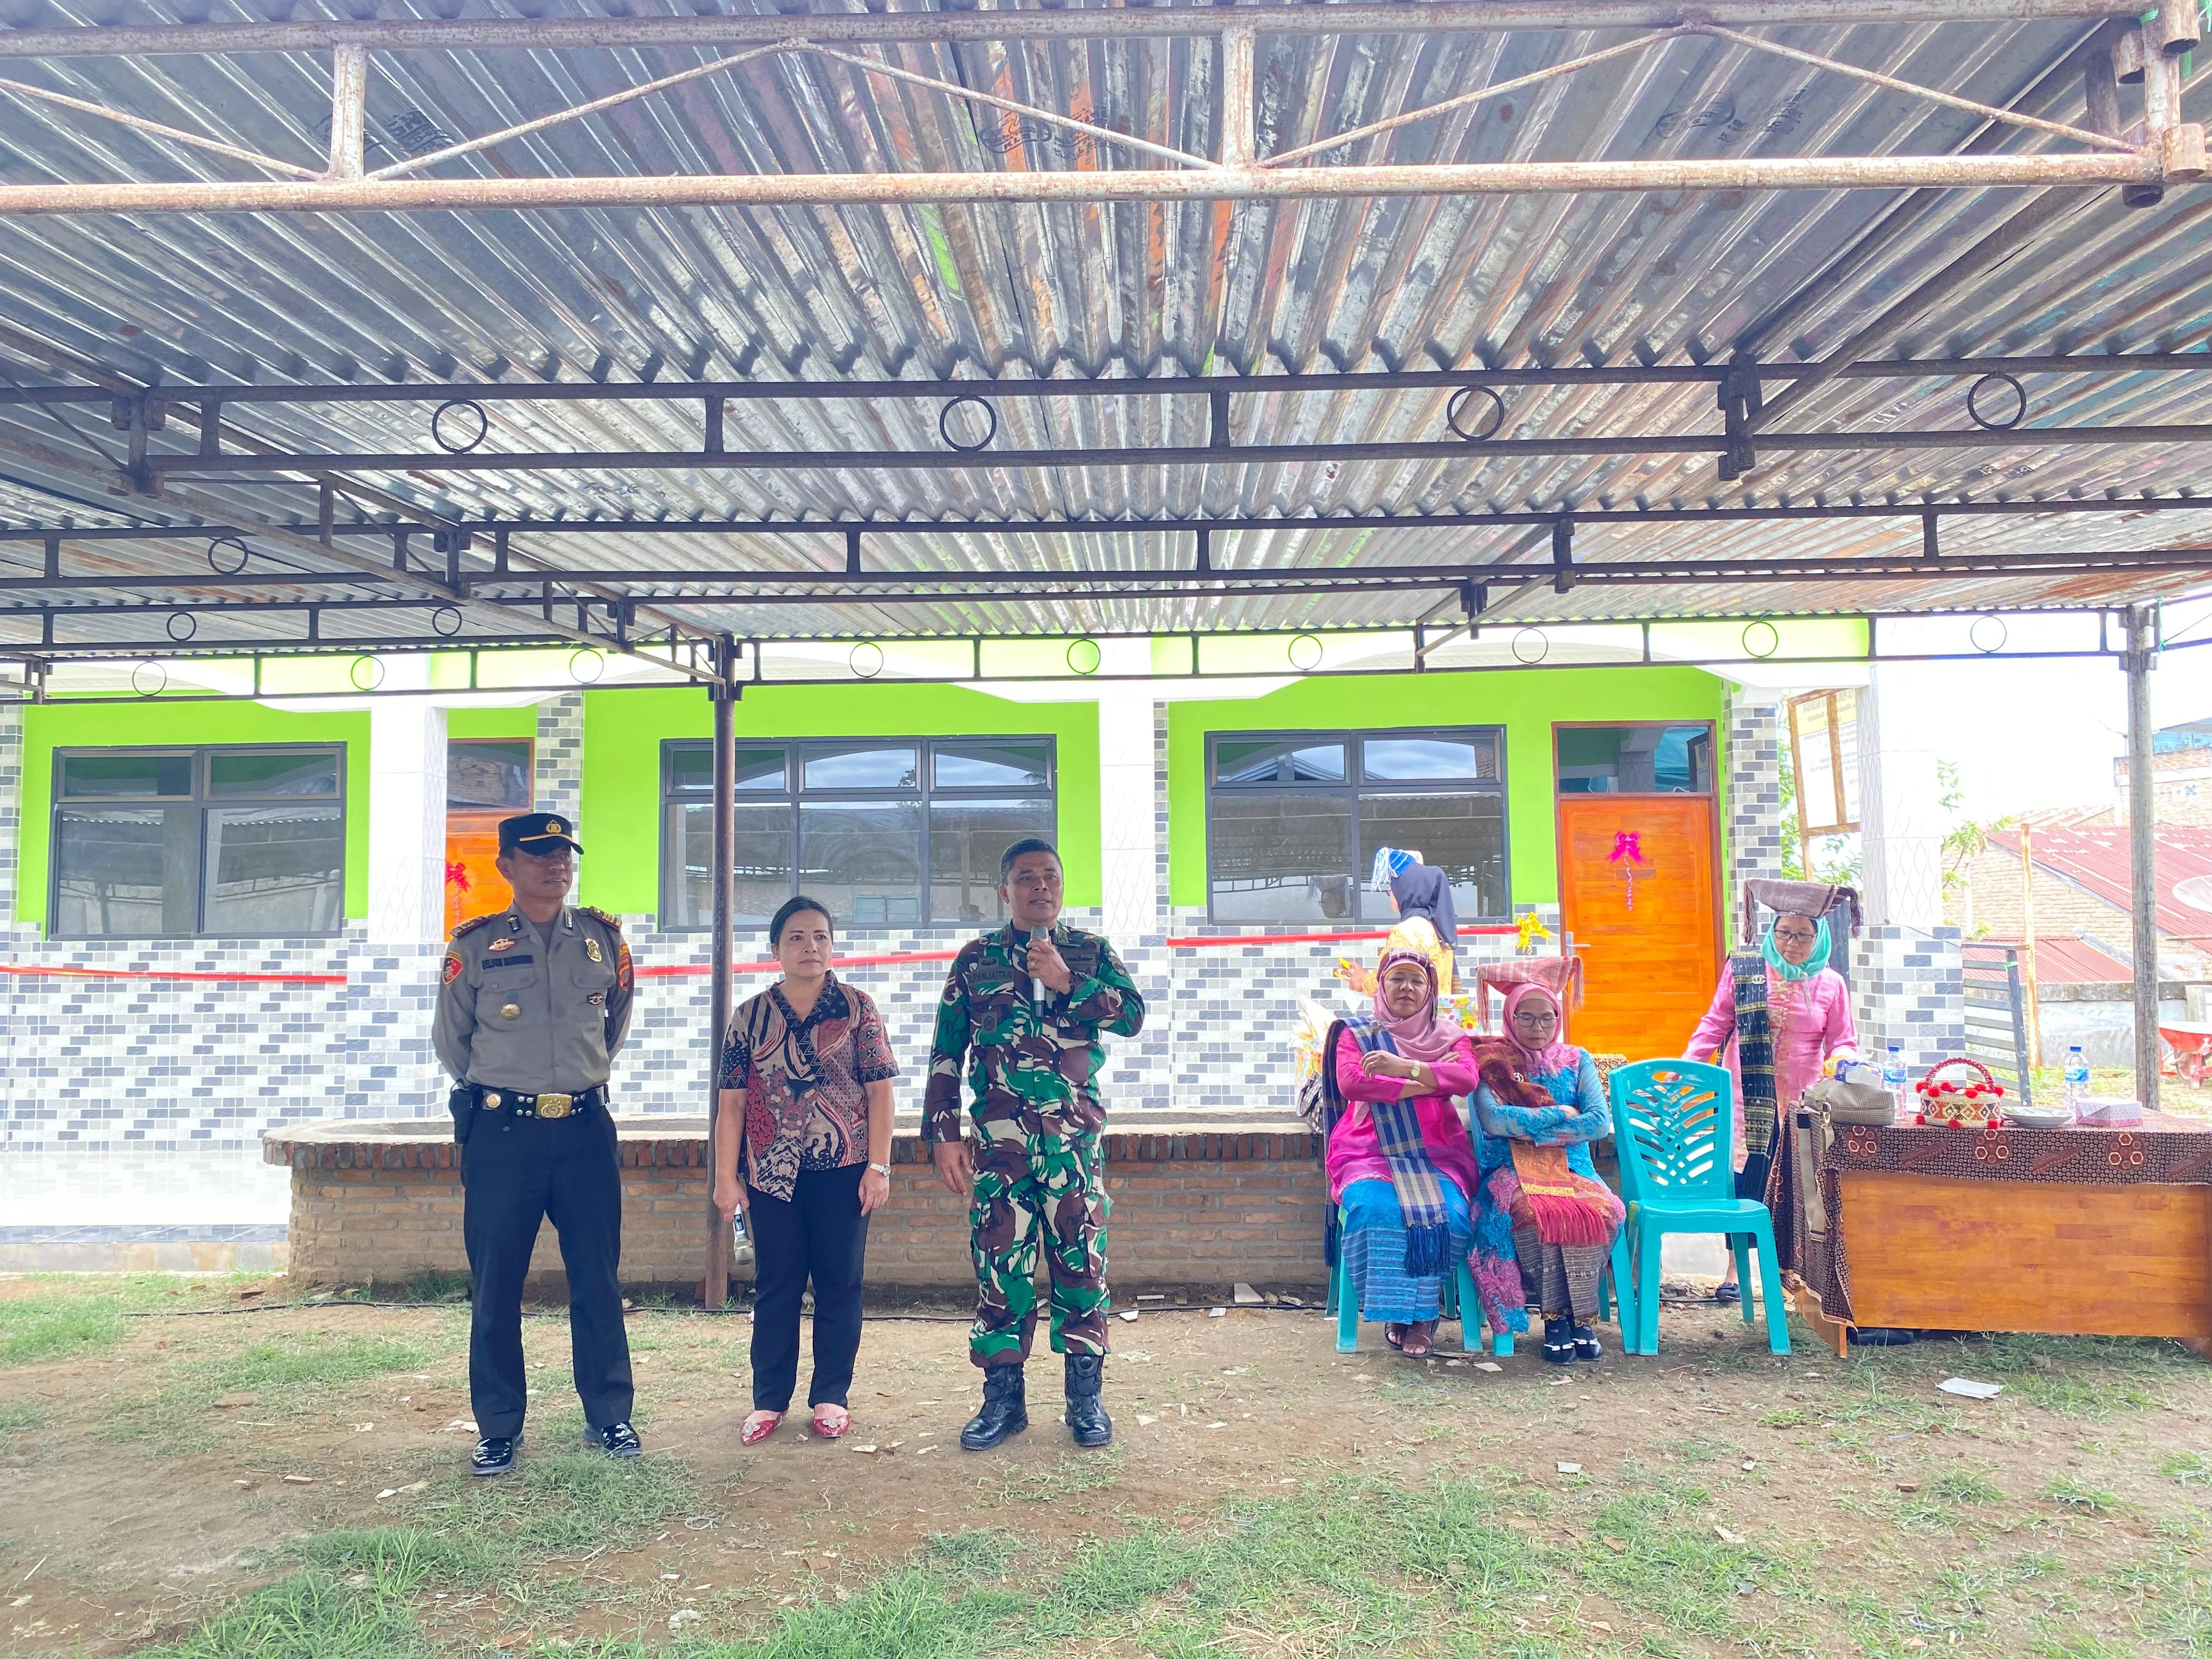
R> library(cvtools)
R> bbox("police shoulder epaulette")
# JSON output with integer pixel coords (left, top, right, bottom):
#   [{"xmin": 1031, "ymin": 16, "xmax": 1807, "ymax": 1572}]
[
  {"xmin": 579, "ymin": 905, "xmax": 624, "ymax": 932},
  {"xmin": 449, "ymin": 914, "xmax": 496, "ymax": 943}
]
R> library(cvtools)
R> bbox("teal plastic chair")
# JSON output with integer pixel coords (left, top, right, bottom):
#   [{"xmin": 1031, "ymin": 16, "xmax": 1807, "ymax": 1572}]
[
  {"xmin": 1332, "ymin": 1203, "xmax": 1513, "ymax": 1357},
  {"xmin": 1607, "ymin": 1059, "xmax": 1790, "ymax": 1356}
]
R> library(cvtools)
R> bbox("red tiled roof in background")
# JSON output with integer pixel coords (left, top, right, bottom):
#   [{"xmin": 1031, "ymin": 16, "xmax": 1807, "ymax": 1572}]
[
  {"xmin": 1967, "ymin": 936, "xmax": 2131, "ymax": 984},
  {"xmin": 1988, "ymin": 826, "xmax": 2212, "ymax": 943}
]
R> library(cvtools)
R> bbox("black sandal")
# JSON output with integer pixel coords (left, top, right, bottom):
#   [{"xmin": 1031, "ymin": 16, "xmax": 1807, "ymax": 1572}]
[
  {"xmin": 1541, "ymin": 1317, "xmax": 1574, "ymax": 1365},
  {"xmin": 1385, "ymin": 1323, "xmax": 1406, "ymax": 1352},
  {"xmin": 1401, "ymin": 1319, "xmax": 1436, "ymax": 1358},
  {"xmin": 1572, "ymin": 1323, "xmax": 1602, "ymax": 1362}
]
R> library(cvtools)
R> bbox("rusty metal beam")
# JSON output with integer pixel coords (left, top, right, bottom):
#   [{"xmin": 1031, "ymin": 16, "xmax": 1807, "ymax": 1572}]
[
  {"xmin": 0, "ymin": 2, "xmax": 2153, "ymax": 60},
  {"xmin": 0, "ymin": 151, "xmax": 2162, "ymax": 217}
]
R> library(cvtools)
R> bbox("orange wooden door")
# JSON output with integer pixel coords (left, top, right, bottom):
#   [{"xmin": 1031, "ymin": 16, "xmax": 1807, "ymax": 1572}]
[
  {"xmin": 1557, "ymin": 795, "xmax": 1722, "ymax": 1062},
  {"xmin": 444, "ymin": 809, "xmax": 512, "ymax": 934}
]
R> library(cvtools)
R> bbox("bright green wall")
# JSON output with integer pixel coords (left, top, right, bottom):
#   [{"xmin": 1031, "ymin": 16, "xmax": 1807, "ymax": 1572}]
[
  {"xmin": 578, "ymin": 684, "xmax": 1102, "ymax": 916},
  {"xmin": 16, "ymin": 703, "xmax": 373, "ymax": 929},
  {"xmin": 1164, "ymin": 666, "xmax": 1728, "ymax": 910},
  {"xmin": 448, "ymin": 708, "xmax": 537, "ymax": 740}
]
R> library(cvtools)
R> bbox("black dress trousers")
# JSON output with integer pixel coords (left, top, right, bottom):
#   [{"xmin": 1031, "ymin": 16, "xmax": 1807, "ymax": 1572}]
[
  {"xmin": 461, "ymin": 1106, "xmax": 635, "ymax": 1440},
  {"xmin": 745, "ymin": 1163, "xmax": 870, "ymax": 1412}
]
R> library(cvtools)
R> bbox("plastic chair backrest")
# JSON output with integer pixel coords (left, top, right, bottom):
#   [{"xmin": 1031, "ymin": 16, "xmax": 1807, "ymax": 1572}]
[{"xmin": 1607, "ymin": 1058, "xmax": 1735, "ymax": 1206}]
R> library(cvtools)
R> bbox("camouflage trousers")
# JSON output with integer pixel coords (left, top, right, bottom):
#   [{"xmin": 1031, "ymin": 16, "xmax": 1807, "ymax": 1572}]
[{"xmin": 967, "ymin": 1117, "xmax": 1108, "ymax": 1368}]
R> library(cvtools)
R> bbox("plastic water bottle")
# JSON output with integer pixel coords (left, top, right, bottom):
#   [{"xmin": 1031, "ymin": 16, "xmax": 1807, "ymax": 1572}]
[
  {"xmin": 2064, "ymin": 1046, "xmax": 2090, "ymax": 1119},
  {"xmin": 1883, "ymin": 1045, "xmax": 1908, "ymax": 1119}
]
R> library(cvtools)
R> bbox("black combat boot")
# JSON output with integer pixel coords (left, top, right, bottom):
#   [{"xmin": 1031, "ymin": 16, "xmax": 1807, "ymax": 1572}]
[
  {"xmin": 959, "ymin": 1364, "xmax": 1028, "ymax": 1451},
  {"xmin": 1064, "ymin": 1352, "xmax": 1111, "ymax": 1448}
]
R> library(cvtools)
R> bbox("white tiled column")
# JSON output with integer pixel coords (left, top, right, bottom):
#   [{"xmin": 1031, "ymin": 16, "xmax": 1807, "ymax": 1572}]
[
  {"xmin": 1858, "ymin": 663, "xmax": 1945, "ymax": 932},
  {"xmin": 1725, "ymin": 685, "xmax": 1786, "ymax": 926},
  {"xmin": 367, "ymin": 681, "xmax": 449, "ymax": 945},
  {"xmin": 535, "ymin": 692, "xmax": 585, "ymax": 825},
  {"xmin": 1096, "ymin": 641, "xmax": 1163, "ymax": 945}
]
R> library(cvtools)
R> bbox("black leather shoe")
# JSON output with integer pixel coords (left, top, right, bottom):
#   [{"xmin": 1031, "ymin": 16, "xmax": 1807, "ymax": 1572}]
[
  {"xmin": 588, "ymin": 1421, "xmax": 644, "ymax": 1459},
  {"xmin": 471, "ymin": 1435, "xmax": 518, "ymax": 1477},
  {"xmin": 959, "ymin": 1364, "xmax": 1028, "ymax": 1451},
  {"xmin": 1572, "ymin": 1323, "xmax": 1602, "ymax": 1362},
  {"xmin": 1064, "ymin": 1352, "xmax": 1111, "ymax": 1448}
]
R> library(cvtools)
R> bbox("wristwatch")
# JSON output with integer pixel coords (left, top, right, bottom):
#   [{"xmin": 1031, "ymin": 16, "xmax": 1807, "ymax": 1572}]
[{"xmin": 867, "ymin": 1161, "xmax": 891, "ymax": 1176}]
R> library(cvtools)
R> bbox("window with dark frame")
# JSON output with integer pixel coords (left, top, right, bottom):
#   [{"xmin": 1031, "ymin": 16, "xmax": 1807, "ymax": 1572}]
[
  {"xmin": 1205, "ymin": 728, "xmax": 1506, "ymax": 925},
  {"xmin": 1555, "ymin": 725, "xmax": 1716, "ymax": 795},
  {"xmin": 51, "ymin": 746, "xmax": 346, "ymax": 939},
  {"xmin": 661, "ymin": 737, "xmax": 1057, "ymax": 929}
]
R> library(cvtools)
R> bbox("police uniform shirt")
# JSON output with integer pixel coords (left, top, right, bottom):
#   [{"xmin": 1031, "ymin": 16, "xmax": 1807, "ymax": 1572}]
[{"xmin": 434, "ymin": 904, "xmax": 635, "ymax": 1092}]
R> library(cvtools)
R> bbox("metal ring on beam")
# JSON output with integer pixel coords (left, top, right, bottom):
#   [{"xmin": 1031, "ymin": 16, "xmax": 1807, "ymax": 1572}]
[
  {"xmin": 938, "ymin": 396, "xmax": 998, "ymax": 453},
  {"xmin": 568, "ymin": 647, "xmax": 605, "ymax": 684},
  {"xmin": 349, "ymin": 653, "xmax": 385, "ymax": 690},
  {"xmin": 1446, "ymin": 385, "xmax": 1507, "ymax": 443},
  {"xmin": 1065, "ymin": 637, "xmax": 1102, "ymax": 675},
  {"xmin": 131, "ymin": 660, "xmax": 167, "ymax": 697},
  {"xmin": 1288, "ymin": 633, "xmax": 1324, "ymax": 671},
  {"xmin": 1970, "ymin": 614, "xmax": 2009, "ymax": 653},
  {"xmin": 849, "ymin": 640, "xmax": 885, "ymax": 679},
  {"xmin": 206, "ymin": 535, "xmax": 250, "ymax": 575},
  {"xmin": 431, "ymin": 605, "xmax": 464, "ymax": 636},
  {"xmin": 1741, "ymin": 619, "xmax": 1780, "ymax": 659},
  {"xmin": 1966, "ymin": 372, "xmax": 2028, "ymax": 432},
  {"xmin": 1511, "ymin": 627, "xmax": 1548, "ymax": 664},
  {"xmin": 165, "ymin": 611, "xmax": 196, "ymax": 641},
  {"xmin": 431, "ymin": 398, "xmax": 490, "ymax": 454}
]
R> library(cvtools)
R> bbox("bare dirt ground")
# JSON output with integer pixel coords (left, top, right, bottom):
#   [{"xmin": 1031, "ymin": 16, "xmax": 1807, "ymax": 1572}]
[{"xmin": 2, "ymin": 1273, "xmax": 2210, "ymax": 1657}]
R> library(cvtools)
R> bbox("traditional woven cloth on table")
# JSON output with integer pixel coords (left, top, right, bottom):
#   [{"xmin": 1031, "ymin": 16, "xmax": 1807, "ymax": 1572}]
[
  {"xmin": 1812, "ymin": 1114, "xmax": 2212, "ymax": 1322},
  {"xmin": 1504, "ymin": 1141, "xmax": 1619, "ymax": 1247},
  {"xmin": 1729, "ymin": 951, "xmax": 1780, "ymax": 1199}
]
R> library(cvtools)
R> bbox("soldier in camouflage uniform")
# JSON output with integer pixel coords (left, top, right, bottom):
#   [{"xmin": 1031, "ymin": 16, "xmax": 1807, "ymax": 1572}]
[{"xmin": 926, "ymin": 837, "xmax": 1146, "ymax": 1451}]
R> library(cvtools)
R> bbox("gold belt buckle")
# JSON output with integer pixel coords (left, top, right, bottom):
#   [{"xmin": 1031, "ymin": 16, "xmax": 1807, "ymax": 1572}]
[{"xmin": 537, "ymin": 1092, "xmax": 574, "ymax": 1120}]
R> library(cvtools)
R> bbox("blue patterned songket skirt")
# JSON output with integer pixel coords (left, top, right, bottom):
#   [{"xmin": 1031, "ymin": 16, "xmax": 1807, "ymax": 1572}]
[{"xmin": 1340, "ymin": 1177, "xmax": 1472, "ymax": 1323}]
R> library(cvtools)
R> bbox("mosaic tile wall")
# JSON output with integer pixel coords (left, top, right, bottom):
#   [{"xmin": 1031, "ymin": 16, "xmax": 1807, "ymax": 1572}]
[
  {"xmin": 1725, "ymin": 689, "xmax": 1787, "ymax": 934},
  {"xmin": 1853, "ymin": 924, "xmax": 1967, "ymax": 1076}
]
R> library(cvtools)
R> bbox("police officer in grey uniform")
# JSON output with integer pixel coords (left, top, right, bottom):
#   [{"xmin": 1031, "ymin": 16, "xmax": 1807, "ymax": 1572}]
[{"xmin": 435, "ymin": 811, "xmax": 641, "ymax": 1476}]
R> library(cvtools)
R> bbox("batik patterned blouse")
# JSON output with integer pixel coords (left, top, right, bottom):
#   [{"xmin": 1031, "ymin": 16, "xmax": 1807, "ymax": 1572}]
[{"xmin": 719, "ymin": 974, "xmax": 898, "ymax": 1203}]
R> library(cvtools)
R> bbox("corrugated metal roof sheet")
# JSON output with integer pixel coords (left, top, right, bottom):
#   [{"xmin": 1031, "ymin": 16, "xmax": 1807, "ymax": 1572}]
[
  {"xmin": 1993, "ymin": 825, "xmax": 2212, "ymax": 942},
  {"xmin": 0, "ymin": 5, "xmax": 2205, "ymax": 649},
  {"xmin": 1971, "ymin": 934, "xmax": 2131, "ymax": 982}
]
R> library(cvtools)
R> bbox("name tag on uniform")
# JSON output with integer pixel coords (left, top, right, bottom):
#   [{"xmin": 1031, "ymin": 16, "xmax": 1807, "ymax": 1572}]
[{"xmin": 484, "ymin": 955, "xmax": 535, "ymax": 970}]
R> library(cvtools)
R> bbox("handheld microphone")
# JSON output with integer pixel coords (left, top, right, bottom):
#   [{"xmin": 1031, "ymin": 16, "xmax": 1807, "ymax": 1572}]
[{"xmin": 1012, "ymin": 927, "xmax": 1047, "ymax": 1006}]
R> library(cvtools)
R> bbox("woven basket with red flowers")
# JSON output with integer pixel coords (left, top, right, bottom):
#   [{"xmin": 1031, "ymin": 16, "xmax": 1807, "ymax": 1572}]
[{"xmin": 1912, "ymin": 1056, "xmax": 2007, "ymax": 1127}]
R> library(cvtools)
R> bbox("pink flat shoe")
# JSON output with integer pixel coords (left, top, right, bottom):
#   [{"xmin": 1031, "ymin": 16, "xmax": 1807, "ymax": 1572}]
[
  {"xmin": 741, "ymin": 1409, "xmax": 784, "ymax": 1446},
  {"xmin": 811, "ymin": 1404, "xmax": 850, "ymax": 1439}
]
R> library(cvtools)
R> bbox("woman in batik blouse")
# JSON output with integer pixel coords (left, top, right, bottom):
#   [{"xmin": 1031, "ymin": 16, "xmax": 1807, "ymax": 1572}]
[{"xmin": 713, "ymin": 896, "xmax": 897, "ymax": 1444}]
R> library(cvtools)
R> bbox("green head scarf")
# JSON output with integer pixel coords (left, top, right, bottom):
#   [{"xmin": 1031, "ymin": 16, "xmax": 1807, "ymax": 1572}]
[{"xmin": 1761, "ymin": 915, "xmax": 1832, "ymax": 981}]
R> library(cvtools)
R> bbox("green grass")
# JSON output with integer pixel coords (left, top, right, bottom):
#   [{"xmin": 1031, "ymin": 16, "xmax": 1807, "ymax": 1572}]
[
  {"xmin": 1931, "ymin": 1467, "xmax": 2005, "ymax": 1504},
  {"xmin": 0, "ymin": 1293, "xmax": 128, "ymax": 1365},
  {"xmin": 975, "ymin": 1447, "xmax": 1124, "ymax": 1505},
  {"xmin": 0, "ymin": 1401, "xmax": 44, "ymax": 1431},
  {"xmin": 2159, "ymin": 1449, "xmax": 2212, "ymax": 1486},
  {"xmin": 2041, "ymin": 1475, "xmax": 2119, "ymax": 1513},
  {"xmin": 206, "ymin": 1333, "xmax": 430, "ymax": 1392}
]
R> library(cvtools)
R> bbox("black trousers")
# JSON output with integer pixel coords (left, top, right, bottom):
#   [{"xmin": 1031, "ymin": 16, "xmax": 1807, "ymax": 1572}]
[
  {"xmin": 461, "ymin": 1105, "xmax": 634, "ymax": 1440},
  {"xmin": 746, "ymin": 1163, "xmax": 871, "ymax": 1412}
]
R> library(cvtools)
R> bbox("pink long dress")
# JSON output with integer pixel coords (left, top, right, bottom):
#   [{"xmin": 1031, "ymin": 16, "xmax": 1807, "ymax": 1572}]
[
  {"xmin": 1685, "ymin": 964, "xmax": 1858, "ymax": 1170},
  {"xmin": 1323, "ymin": 1028, "xmax": 1483, "ymax": 1206}
]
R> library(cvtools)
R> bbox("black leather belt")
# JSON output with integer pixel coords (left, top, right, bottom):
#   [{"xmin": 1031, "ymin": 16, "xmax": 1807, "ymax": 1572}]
[{"xmin": 470, "ymin": 1083, "xmax": 607, "ymax": 1120}]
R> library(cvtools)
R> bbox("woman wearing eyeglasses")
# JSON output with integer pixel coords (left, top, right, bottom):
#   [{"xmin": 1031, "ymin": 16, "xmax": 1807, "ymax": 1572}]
[{"xmin": 1685, "ymin": 882, "xmax": 1860, "ymax": 1304}]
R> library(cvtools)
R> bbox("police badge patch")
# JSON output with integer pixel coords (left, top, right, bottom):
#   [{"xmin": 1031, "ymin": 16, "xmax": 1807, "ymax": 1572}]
[
  {"xmin": 442, "ymin": 953, "xmax": 462, "ymax": 985},
  {"xmin": 584, "ymin": 936, "xmax": 603, "ymax": 963},
  {"xmin": 617, "ymin": 941, "xmax": 633, "ymax": 989}
]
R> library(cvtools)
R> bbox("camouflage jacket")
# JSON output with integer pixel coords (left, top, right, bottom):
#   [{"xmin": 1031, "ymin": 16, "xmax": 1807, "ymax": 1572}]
[{"xmin": 923, "ymin": 922, "xmax": 1147, "ymax": 1142}]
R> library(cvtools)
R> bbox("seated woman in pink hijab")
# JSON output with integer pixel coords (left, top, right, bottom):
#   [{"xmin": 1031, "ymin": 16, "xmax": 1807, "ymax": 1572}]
[
  {"xmin": 1323, "ymin": 946, "xmax": 1481, "ymax": 1359},
  {"xmin": 1685, "ymin": 881, "xmax": 1860, "ymax": 1302}
]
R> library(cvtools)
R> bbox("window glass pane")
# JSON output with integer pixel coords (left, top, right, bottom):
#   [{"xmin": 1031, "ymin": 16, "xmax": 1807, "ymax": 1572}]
[
  {"xmin": 59, "ymin": 754, "xmax": 191, "ymax": 799},
  {"xmin": 208, "ymin": 749, "xmax": 340, "ymax": 798},
  {"xmin": 448, "ymin": 741, "xmax": 531, "ymax": 810},
  {"xmin": 800, "ymin": 800, "xmax": 923, "ymax": 925},
  {"xmin": 1362, "ymin": 735, "xmax": 1496, "ymax": 781},
  {"xmin": 1207, "ymin": 792, "xmax": 1353, "ymax": 922},
  {"xmin": 935, "ymin": 741, "xmax": 1051, "ymax": 791},
  {"xmin": 53, "ymin": 805, "xmax": 197, "ymax": 935},
  {"xmin": 1215, "ymin": 739, "xmax": 1345, "ymax": 785},
  {"xmin": 666, "ymin": 803, "xmax": 794, "ymax": 928},
  {"xmin": 929, "ymin": 797, "xmax": 1055, "ymax": 924},
  {"xmin": 202, "ymin": 805, "xmax": 345, "ymax": 935},
  {"xmin": 802, "ymin": 744, "xmax": 918, "ymax": 791},
  {"xmin": 1358, "ymin": 793, "xmax": 1506, "ymax": 921},
  {"xmin": 667, "ymin": 746, "xmax": 787, "ymax": 794},
  {"xmin": 1556, "ymin": 726, "xmax": 1712, "ymax": 794}
]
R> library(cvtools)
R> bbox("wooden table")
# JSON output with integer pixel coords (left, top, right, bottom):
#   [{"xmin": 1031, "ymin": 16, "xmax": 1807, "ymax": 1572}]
[{"xmin": 1798, "ymin": 1111, "xmax": 2212, "ymax": 1357}]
